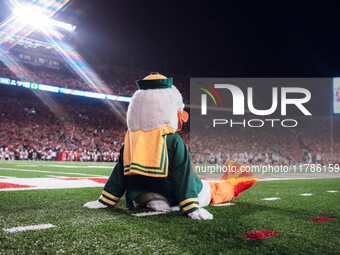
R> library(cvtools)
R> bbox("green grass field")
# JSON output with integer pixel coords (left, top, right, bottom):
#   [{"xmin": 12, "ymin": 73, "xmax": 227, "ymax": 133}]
[
  {"xmin": 0, "ymin": 161, "xmax": 339, "ymax": 254},
  {"xmin": 0, "ymin": 161, "xmax": 115, "ymax": 178}
]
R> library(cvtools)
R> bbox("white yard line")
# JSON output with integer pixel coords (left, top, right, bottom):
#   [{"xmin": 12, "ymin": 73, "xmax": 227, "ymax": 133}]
[
  {"xmin": 0, "ymin": 177, "xmax": 106, "ymax": 191},
  {"xmin": 86, "ymin": 166, "xmax": 114, "ymax": 169},
  {"xmin": 16, "ymin": 164, "xmax": 113, "ymax": 169},
  {"xmin": 44, "ymin": 165, "xmax": 91, "ymax": 168},
  {"xmin": 261, "ymin": 197, "xmax": 281, "ymax": 201},
  {"xmin": 212, "ymin": 202, "xmax": 235, "ymax": 207},
  {"xmin": 327, "ymin": 190, "xmax": 338, "ymax": 193},
  {"xmin": 0, "ymin": 167, "xmax": 106, "ymax": 177},
  {"xmin": 0, "ymin": 175, "xmax": 17, "ymax": 179},
  {"xmin": 15, "ymin": 164, "xmax": 39, "ymax": 167},
  {"xmin": 131, "ymin": 211, "xmax": 169, "ymax": 217},
  {"xmin": 299, "ymin": 193, "xmax": 313, "ymax": 196},
  {"xmin": 44, "ymin": 165, "xmax": 113, "ymax": 169},
  {"xmin": 3, "ymin": 224, "xmax": 56, "ymax": 233},
  {"xmin": 46, "ymin": 175, "xmax": 73, "ymax": 178},
  {"xmin": 46, "ymin": 165, "xmax": 113, "ymax": 169}
]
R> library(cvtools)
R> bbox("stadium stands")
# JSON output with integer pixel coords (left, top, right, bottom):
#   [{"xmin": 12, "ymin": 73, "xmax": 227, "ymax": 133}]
[
  {"xmin": 0, "ymin": 87, "xmax": 126, "ymax": 162},
  {"xmin": 0, "ymin": 64, "xmax": 339, "ymax": 164},
  {"xmin": 0, "ymin": 62, "xmax": 190, "ymax": 103},
  {"xmin": 189, "ymin": 118, "xmax": 340, "ymax": 165}
]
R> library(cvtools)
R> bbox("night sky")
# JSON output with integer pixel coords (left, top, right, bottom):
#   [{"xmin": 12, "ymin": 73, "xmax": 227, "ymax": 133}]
[
  {"xmin": 76, "ymin": 0, "xmax": 340, "ymax": 77},
  {"xmin": 1, "ymin": 0, "xmax": 340, "ymax": 77}
]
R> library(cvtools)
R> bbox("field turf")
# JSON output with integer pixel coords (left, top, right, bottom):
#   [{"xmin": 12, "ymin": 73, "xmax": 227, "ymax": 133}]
[{"xmin": 0, "ymin": 161, "xmax": 339, "ymax": 254}]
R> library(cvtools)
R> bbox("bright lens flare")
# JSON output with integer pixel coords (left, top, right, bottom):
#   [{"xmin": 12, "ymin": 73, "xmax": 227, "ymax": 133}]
[
  {"xmin": 12, "ymin": 5, "xmax": 76, "ymax": 31},
  {"xmin": 0, "ymin": 0, "xmax": 71, "ymax": 81},
  {"xmin": 1, "ymin": 0, "xmax": 124, "ymax": 123},
  {"xmin": 13, "ymin": 6, "xmax": 49, "ymax": 28}
]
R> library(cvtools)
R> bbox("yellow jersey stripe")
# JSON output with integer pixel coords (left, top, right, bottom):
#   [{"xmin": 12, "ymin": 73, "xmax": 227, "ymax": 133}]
[
  {"xmin": 100, "ymin": 195, "xmax": 117, "ymax": 206},
  {"xmin": 179, "ymin": 198, "xmax": 199, "ymax": 207},
  {"xmin": 182, "ymin": 203, "xmax": 199, "ymax": 212},
  {"xmin": 102, "ymin": 190, "xmax": 120, "ymax": 201}
]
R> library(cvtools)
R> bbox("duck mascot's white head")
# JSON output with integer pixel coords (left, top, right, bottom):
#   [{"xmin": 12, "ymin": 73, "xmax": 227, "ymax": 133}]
[
  {"xmin": 84, "ymin": 72, "xmax": 258, "ymax": 220},
  {"xmin": 127, "ymin": 72, "xmax": 187, "ymax": 132}
]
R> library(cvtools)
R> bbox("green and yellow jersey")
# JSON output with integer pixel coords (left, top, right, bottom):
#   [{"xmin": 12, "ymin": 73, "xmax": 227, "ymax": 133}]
[{"xmin": 99, "ymin": 133, "xmax": 202, "ymax": 214}]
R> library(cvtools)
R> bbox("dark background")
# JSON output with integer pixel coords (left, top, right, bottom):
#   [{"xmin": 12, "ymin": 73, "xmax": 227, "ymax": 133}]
[{"xmin": 79, "ymin": 0, "xmax": 340, "ymax": 77}]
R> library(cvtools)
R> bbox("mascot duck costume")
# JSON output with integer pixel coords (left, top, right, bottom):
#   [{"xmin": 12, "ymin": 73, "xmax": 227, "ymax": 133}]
[{"xmin": 84, "ymin": 72, "xmax": 258, "ymax": 220}]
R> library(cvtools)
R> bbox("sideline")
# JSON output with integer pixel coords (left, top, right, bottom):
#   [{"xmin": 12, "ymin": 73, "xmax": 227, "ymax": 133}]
[{"xmin": 0, "ymin": 167, "xmax": 106, "ymax": 177}]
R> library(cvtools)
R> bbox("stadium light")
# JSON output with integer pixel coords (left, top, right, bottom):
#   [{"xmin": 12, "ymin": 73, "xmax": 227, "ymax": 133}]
[
  {"xmin": 13, "ymin": 5, "xmax": 76, "ymax": 32},
  {"xmin": 13, "ymin": 5, "xmax": 48, "ymax": 28},
  {"xmin": 49, "ymin": 20, "xmax": 76, "ymax": 32}
]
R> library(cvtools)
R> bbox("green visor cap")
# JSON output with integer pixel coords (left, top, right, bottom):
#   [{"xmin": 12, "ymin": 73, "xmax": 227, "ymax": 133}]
[{"xmin": 135, "ymin": 72, "xmax": 173, "ymax": 90}]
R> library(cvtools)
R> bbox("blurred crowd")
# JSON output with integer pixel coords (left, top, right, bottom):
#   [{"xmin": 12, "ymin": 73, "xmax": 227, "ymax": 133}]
[
  {"xmin": 0, "ymin": 63, "xmax": 339, "ymax": 164},
  {"xmin": 0, "ymin": 94, "xmax": 126, "ymax": 162},
  {"xmin": 0, "ymin": 63, "xmax": 190, "ymax": 104},
  {"xmin": 189, "ymin": 118, "xmax": 340, "ymax": 165}
]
